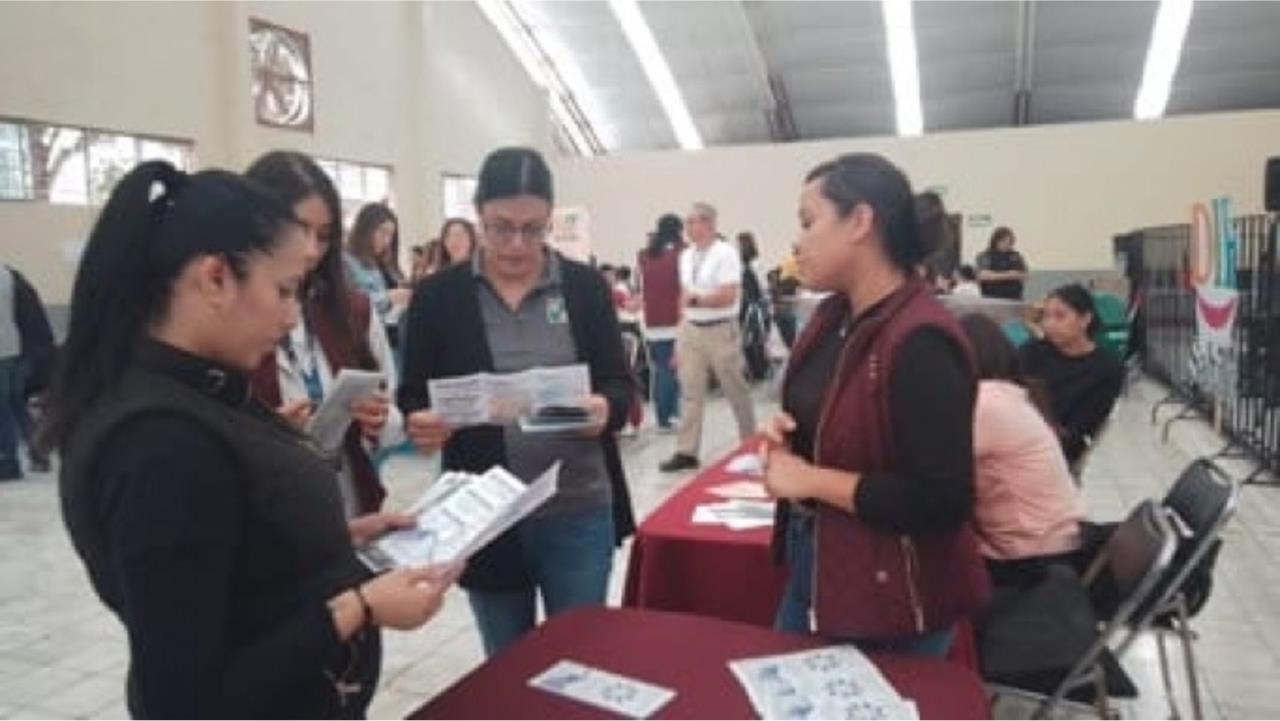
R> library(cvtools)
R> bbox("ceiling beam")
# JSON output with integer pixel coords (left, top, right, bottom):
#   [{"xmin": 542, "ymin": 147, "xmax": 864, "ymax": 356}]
[
  {"xmin": 1012, "ymin": 0, "xmax": 1037, "ymax": 126},
  {"xmin": 737, "ymin": 1, "xmax": 798, "ymax": 142}
]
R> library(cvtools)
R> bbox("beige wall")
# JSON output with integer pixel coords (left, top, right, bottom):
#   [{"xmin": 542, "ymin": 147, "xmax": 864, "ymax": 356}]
[
  {"xmin": 0, "ymin": 0, "xmax": 548, "ymax": 302},
  {"xmin": 556, "ymin": 110, "xmax": 1280, "ymax": 272}
]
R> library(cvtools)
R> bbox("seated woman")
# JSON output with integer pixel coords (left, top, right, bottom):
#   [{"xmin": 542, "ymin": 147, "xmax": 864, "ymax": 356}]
[
  {"xmin": 1019, "ymin": 283, "xmax": 1124, "ymax": 468},
  {"xmin": 960, "ymin": 314, "xmax": 1087, "ymax": 588}
]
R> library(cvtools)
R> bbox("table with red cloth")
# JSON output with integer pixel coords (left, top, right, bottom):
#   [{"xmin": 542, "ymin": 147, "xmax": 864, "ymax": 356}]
[
  {"xmin": 621, "ymin": 437, "xmax": 981, "ymax": 671},
  {"xmin": 409, "ymin": 606, "xmax": 991, "ymax": 720},
  {"xmin": 622, "ymin": 436, "xmax": 787, "ymax": 626}
]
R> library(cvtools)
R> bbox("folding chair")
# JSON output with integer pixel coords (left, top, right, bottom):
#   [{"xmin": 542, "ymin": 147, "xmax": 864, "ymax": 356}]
[
  {"xmin": 1115, "ymin": 459, "xmax": 1240, "ymax": 719},
  {"xmin": 983, "ymin": 500, "xmax": 1178, "ymax": 720}
]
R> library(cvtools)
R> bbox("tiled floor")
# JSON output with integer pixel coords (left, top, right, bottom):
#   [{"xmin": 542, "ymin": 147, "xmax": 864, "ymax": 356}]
[{"xmin": 1, "ymin": 375, "xmax": 1277, "ymax": 719}]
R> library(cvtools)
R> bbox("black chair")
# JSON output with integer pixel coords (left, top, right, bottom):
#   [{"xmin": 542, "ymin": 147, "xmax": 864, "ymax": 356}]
[
  {"xmin": 1115, "ymin": 459, "xmax": 1240, "ymax": 719},
  {"xmin": 983, "ymin": 500, "xmax": 1177, "ymax": 719}
]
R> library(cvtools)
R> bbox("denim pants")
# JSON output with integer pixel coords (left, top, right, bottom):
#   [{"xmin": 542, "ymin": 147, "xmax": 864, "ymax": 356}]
[
  {"xmin": 467, "ymin": 506, "xmax": 615, "ymax": 657},
  {"xmin": 774, "ymin": 510, "xmax": 955, "ymax": 658},
  {"xmin": 645, "ymin": 339, "xmax": 679, "ymax": 428}
]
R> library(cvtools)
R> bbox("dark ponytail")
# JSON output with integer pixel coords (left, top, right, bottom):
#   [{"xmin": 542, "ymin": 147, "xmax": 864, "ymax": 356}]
[
  {"xmin": 646, "ymin": 213, "xmax": 683, "ymax": 258},
  {"xmin": 39, "ymin": 161, "xmax": 297, "ymax": 452},
  {"xmin": 1049, "ymin": 283, "xmax": 1102, "ymax": 336},
  {"xmin": 474, "ymin": 147, "xmax": 554, "ymax": 210},
  {"xmin": 804, "ymin": 153, "xmax": 938, "ymax": 272}
]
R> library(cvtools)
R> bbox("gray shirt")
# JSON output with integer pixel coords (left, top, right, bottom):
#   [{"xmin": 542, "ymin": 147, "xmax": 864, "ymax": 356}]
[{"xmin": 472, "ymin": 251, "xmax": 611, "ymax": 518}]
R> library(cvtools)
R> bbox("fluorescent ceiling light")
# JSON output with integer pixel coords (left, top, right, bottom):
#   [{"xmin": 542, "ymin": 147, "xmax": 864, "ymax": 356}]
[
  {"xmin": 1134, "ymin": 0, "xmax": 1195, "ymax": 120},
  {"xmin": 475, "ymin": 0, "xmax": 608, "ymax": 154},
  {"xmin": 608, "ymin": 0, "xmax": 704, "ymax": 151},
  {"xmin": 881, "ymin": 0, "xmax": 923, "ymax": 137}
]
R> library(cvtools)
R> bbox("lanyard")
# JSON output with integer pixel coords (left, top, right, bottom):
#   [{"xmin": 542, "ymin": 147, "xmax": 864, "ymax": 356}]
[{"xmin": 284, "ymin": 329, "xmax": 325, "ymax": 405}]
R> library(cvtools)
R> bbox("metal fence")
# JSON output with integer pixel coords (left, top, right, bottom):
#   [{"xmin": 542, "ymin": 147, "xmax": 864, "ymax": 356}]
[{"xmin": 1138, "ymin": 215, "xmax": 1279, "ymax": 482}]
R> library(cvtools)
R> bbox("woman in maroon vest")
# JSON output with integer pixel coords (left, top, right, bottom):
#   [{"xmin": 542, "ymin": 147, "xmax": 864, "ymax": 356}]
[
  {"xmin": 636, "ymin": 214, "xmax": 684, "ymax": 430},
  {"xmin": 246, "ymin": 151, "xmax": 403, "ymax": 517},
  {"xmin": 763, "ymin": 153, "xmax": 989, "ymax": 656}
]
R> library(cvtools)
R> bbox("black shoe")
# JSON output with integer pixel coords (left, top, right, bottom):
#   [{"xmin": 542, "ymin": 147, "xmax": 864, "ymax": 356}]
[
  {"xmin": 29, "ymin": 455, "xmax": 51, "ymax": 474},
  {"xmin": 659, "ymin": 454, "xmax": 699, "ymax": 473}
]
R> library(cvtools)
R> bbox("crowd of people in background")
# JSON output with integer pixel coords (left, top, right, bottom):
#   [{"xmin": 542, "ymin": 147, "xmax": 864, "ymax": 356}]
[{"xmin": 0, "ymin": 140, "xmax": 1136, "ymax": 716}]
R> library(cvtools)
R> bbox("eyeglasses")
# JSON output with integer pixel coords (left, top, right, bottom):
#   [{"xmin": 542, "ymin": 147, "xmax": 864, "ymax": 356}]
[{"xmin": 483, "ymin": 221, "xmax": 549, "ymax": 245}]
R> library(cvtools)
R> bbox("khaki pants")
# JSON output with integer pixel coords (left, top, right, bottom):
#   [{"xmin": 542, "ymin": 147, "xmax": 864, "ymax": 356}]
[{"xmin": 675, "ymin": 320, "xmax": 757, "ymax": 457}]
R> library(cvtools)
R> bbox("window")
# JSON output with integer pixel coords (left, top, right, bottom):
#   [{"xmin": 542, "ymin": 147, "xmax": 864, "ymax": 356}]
[
  {"xmin": 317, "ymin": 157, "xmax": 394, "ymax": 226},
  {"xmin": 442, "ymin": 173, "xmax": 478, "ymax": 223},
  {"xmin": 0, "ymin": 117, "xmax": 192, "ymax": 205}
]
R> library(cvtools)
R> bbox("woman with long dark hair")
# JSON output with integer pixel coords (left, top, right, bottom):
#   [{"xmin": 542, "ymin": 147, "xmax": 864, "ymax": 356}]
[
  {"xmin": 959, "ymin": 313, "xmax": 1085, "ymax": 587},
  {"xmin": 763, "ymin": 153, "xmax": 988, "ymax": 656},
  {"xmin": 1019, "ymin": 283, "xmax": 1124, "ymax": 467},
  {"xmin": 438, "ymin": 217, "xmax": 478, "ymax": 267},
  {"xmin": 246, "ymin": 151, "xmax": 404, "ymax": 518},
  {"xmin": 345, "ymin": 202, "xmax": 411, "ymax": 345},
  {"xmin": 42, "ymin": 161, "xmax": 457, "ymax": 717},
  {"xmin": 636, "ymin": 214, "xmax": 683, "ymax": 429}
]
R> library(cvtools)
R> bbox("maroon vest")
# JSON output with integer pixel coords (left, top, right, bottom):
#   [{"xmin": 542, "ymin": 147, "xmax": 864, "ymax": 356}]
[
  {"xmin": 252, "ymin": 291, "xmax": 386, "ymax": 515},
  {"xmin": 784, "ymin": 278, "xmax": 990, "ymax": 639},
  {"xmin": 638, "ymin": 247, "xmax": 681, "ymax": 329}
]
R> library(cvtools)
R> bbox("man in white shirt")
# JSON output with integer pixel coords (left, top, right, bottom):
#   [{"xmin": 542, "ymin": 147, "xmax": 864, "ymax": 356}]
[{"xmin": 660, "ymin": 202, "xmax": 757, "ymax": 472}]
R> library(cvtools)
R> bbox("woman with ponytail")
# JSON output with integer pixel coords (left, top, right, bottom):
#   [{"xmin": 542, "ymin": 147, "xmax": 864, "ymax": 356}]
[
  {"xmin": 245, "ymin": 151, "xmax": 404, "ymax": 518},
  {"xmin": 44, "ymin": 162, "xmax": 458, "ymax": 717},
  {"xmin": 760, "ymin": 153, "xmax": 989, "ymax": 655}
]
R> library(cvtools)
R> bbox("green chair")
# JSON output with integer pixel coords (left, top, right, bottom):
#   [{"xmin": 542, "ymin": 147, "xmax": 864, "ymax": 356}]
[{"xmin": 1092, "ymin": 293, "xmax": 1129, "ymax": 360}]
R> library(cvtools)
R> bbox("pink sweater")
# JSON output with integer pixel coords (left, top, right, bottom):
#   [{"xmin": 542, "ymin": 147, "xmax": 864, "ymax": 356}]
[{"xmin": 973, "ymin": 380, "xmax": 1086, "ymax": 560}]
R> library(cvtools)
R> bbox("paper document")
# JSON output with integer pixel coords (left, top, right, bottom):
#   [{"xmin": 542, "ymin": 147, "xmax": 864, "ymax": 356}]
[
  {"xmin": 728, "ymin": 646, "xmax": 917, "ymax": 720},
  {"xmin": 707, "ymin": 480, "xmax": 769, "ymax": 500},
  {"xmin": 529, "ymin": 660, "xmax": 676, "ymax": 719},
  {"xmin": 428, "ymin": 365, "xmax": 591, "ymax": 428},
  {"xmin": 691, "ymin": 499, "xmax": 775, "ymax": 530},
  {"xmin": 358, "ymin": 462, "xmax": 560, "ymax": 570},
  {"xmin": 307, "ymin": 369, "xmax": 384, "ymax": 452},
  {"xmin": 726, "ymin": 453, "xmax": 765, "ymax": 477}
]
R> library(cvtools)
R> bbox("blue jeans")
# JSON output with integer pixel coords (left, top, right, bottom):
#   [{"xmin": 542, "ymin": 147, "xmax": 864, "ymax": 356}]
[
  {"xmin": 0, "ymin": 358, "xmax": 24, "ymax": 479},
  {"xmin": 774, "ymin": 511, "xmax": 955, "ymax": 658},
  {"xmin": 467, "ymin": 506, "xmax": 615, "ymax": 657},
  {"xmin": 646, "ymin": 339, "xmax": 679, "ymax": 428}
]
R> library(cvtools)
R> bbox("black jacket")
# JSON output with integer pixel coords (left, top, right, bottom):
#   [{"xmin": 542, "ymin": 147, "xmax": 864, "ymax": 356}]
[{"xmin": 398, "ymin": 254, "xmax": 636, "ymax": 592}]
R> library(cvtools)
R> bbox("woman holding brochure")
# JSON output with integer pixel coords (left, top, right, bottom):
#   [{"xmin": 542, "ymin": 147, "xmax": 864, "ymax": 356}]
[
  {"xmin": 42, "ymin": 161, "xmax": 459, "ymax": 718},
  {"xmin": 398, "ymin": 147, "xmax": 636, "ymax": 657},
  {"xmin": 246, "ymin": 151, "xmax": 405, "ymax": 517}
]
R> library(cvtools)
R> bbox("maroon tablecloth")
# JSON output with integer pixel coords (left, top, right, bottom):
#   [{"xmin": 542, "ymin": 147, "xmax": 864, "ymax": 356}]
[
  {"xmin": 622, "ymin": 436, "xmax": 787, "ymax": 626},
  {"xmin": 621, "ymin": 439, "xmax": 981, "ymax": 672},
  {"xmin": 409, "ymin": 606, "xmax": 990, "ymax": 720}
]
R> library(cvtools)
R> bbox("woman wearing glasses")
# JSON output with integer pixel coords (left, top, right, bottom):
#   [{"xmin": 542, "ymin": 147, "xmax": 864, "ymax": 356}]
[{"xmin": 398, "ymin": 147, "xmax": 635, "ymax": 656}]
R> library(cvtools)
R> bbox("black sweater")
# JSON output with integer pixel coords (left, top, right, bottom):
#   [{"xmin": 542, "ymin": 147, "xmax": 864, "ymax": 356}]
[
  {"xmin": 397, "ymin": 255, "xmax": 635, "ymax": 592},
  {"xmin": 1019, "ymin": 339, "xmax": 1124, "ymax": 463}
]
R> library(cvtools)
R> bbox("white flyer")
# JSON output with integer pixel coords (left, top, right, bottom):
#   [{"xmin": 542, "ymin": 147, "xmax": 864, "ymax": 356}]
[
  {"xmin": 691, "ymin": 499, "xmax": 776, "ymax": 530},
  {"xmin": 529, "ymin": 659, "xmax": 676, "ymax": 719},
  {"xmin": 306, "ymin": 369, "xmax": 384, "ymax": 452},
  {"xmin": 427, "ymin": 365, "xmax": 591, "ymax": 428},
  {"xmin": 728, "ymin": 646, "xmax": 917, "ymax": 720},
  {"xmin": 358, "ymin": 462, "xmax": 560, "ymax": 570},
  {"xmin": 707, "ymin": 480, "xmax": 770, "ymax": 500}
]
